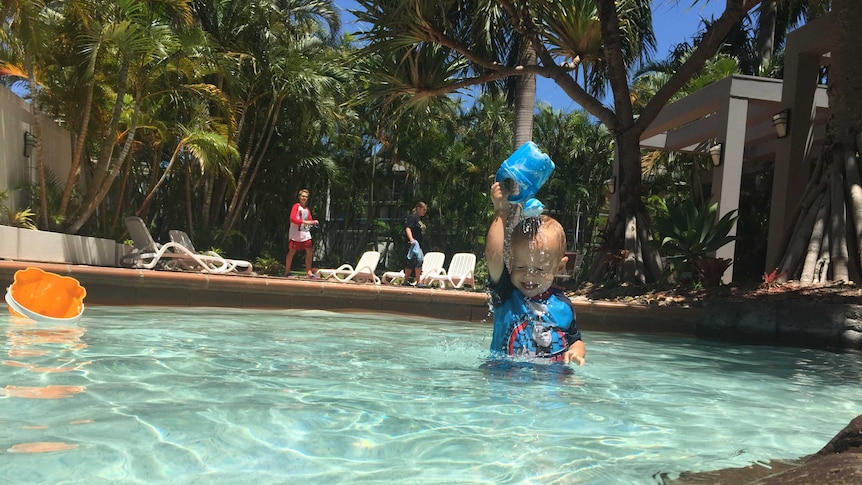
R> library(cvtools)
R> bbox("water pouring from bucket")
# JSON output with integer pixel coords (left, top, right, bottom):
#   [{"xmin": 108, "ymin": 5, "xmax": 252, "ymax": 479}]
[
  {"xmin": 5, "ymin": 267, "xmax": 86, "ymax": 324},
  {"xmin": 495, "ymin": 142, "xmax": 556, "ymax": 274}
]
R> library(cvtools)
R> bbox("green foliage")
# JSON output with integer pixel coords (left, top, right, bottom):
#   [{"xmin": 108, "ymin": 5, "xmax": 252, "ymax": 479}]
[
  {"xmin": 473, "ymin": 257, "xmax": 488, "ymax": 290},
  {"xmin": 253, "ymin": 253, "xmax": 286, "ymax": 277},
  {"xmin": 652, "ymin": 198, "xmax": 738, "ymax": 285},
  {"xmin": 654, "ymin": 198, "xmax": 738, "ymax": 259},
  {"xmin": 534, "ymin": 104, "xmax": 614, "ymax": 255},
  {"xmin": 3, "ymin": 207, "xmax": 37, "ymax": 230},
  {"xmin": 24, "ymin": 167, "xmax": 68, "ymax": 229},
  {"xmin": 0, "ymin": 191, "xmax": 37, "ymax": 230}
]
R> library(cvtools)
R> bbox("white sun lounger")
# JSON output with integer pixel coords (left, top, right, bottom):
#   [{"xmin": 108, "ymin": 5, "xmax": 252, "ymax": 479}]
[
  {"xmin": 315, "ymin": 250, "xmax": 381, "ymax": 284},
  {"xmin": 381, "ymin": 251, "xmax": 446, "ymax": 285},
  {"xmin": 169, "ymin": 229, "xmax": 253, "ymax": 274},
  {"xmin": 424, "ymin": 252, "xmax": 476, "ymax": 289},
  {"xmin": 120, "ymin": 217, "xmax": 252, "ymax": 274}
]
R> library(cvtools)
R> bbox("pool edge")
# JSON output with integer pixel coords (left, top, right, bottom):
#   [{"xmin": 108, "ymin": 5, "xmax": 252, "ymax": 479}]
[{"xmin": 0, "ymin": 261, "xmax": 698, "ymax": 335}]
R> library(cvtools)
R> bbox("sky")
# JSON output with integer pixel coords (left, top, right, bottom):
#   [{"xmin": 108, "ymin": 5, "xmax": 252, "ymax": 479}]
[{"xmin": 334, "ymin": 0, "xmax": 727, "ymax": 111}]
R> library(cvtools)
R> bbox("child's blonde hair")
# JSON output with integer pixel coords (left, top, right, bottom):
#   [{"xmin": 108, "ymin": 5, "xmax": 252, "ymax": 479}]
[{"xmin": 510, "ymin": 215, "xmax": 566, "ymax": 259}]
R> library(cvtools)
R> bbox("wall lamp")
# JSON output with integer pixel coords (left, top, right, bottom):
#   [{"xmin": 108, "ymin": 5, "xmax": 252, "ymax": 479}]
[
  {"xmin": 23, "ymin": 131, "xmax": 38, "ymax": 158},
  {"xmin": 772, "ymin": 109, "xmax": 790, "ymax": 138},
  {"xmin": 605, "ymin": 176, "xmax": 617, "ymax": 194},
  {"xmin": 709, "ymin": 143, "xmax": 723, "ymax": 167}
]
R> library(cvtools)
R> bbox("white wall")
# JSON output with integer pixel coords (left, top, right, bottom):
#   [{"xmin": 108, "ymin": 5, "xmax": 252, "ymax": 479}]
[
  {"xmin": 0, "ymin": 85, "xmax": 74, "ymax": 214},
  {"xmin": 0, "ymin": 225, "xmax": 123, "ymax": 266}
]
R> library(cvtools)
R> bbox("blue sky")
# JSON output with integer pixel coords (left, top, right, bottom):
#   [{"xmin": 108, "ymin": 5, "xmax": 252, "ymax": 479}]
[{"xmin": 334, "ymin": 0, "xmax": 727, "ymax": 111}]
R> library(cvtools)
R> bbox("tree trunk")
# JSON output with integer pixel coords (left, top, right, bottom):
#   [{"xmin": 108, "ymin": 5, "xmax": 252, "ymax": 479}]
[
  {"xmin": 754, "ymin": 0, "xmax": 777, "ymax": 69},
  {"xmin": 221, "ymin": 98, "xmax": 282, "ymax": 239},
  {"xmin": 799, "ymin": 194, "xmax": 828, "ymax": 283},
  {"xmin": 513, "ymin": 42, "xmax": 536, "ymax": 149},
  {"xmin": 201, "ymin": 178, "xmax": 213, "ymax": 227},
  {"xmin": 777, "ymin": 1, "xmax": 862, "ymax": 284},
  {"xmin": 59, "ymin": 77, "xmax": 96, "ymax": 216},
  {"xmin": 137, "ymin": 144, "xmax": 183, "ymax": 218},
  {"xmin": 67, "ymin": 88, "xmax": 141, "ymax": 234},
  {"xmin": 828, "ymin": 157, "xmax": 850, "ymax": 281},
  {"xmin": 67, "ymin": 56, "xmax": 130, "ymax": 233},
  {"xmin": 845, "ymin": 149, "xmax": 862, "ymax": 270},
  {"xmin": 110, "ymin": 158, "xmax": 133, "ymax": 231},
  {"xmin": 622, "ymin": 214, "xmax": 645, "ymax": 284},
  {"xmin": 25, "ymin": 53, "xmax": 49, "ymax": 229},
  {"xmin": 185, "ymin": 160, "xmax": 194, "ymax": 232}
]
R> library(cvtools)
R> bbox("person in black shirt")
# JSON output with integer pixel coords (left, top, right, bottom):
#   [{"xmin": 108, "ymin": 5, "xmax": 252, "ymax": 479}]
[{"xmin": 402, "ymin": 201, "xmax": 428, "ymax": 285}]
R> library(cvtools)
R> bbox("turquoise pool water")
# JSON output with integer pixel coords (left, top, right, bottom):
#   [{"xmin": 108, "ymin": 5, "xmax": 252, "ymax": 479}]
[{"xmin": 1, "ymin": 306, "xmax": 861, "ymax": 484}]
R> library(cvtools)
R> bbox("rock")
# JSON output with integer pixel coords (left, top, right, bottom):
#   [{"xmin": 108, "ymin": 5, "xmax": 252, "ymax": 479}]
[
  {"xmin": 669, "ymin": 415, "xmax": 862, "ymax": 484},
  {"xmin": 816, "ymin": 415, "xmax": 862, "ymax": 455}
]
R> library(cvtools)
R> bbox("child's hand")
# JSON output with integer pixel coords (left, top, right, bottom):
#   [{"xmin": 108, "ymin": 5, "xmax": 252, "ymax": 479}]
[
  {"xmin": 490, "ymin": 182, "xmax": 509, "ymax": 213},
  {"xmin": 563, "ymin": 347, "xmax": 585, "ymax": 366}
]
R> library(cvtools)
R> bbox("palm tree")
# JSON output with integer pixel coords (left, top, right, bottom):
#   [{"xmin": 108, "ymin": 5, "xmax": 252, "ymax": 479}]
[
  {"xmin": 190, "ymin": 0, "xmax": 342, "ymax": 240},
  {"xmin": 354, "ymin": 0, "xmax": 760, "ymax": 283},
  {"xmin": 1, "ymin": 0, "xmax": 53, "ymax": 228},
  {"xmin": 753, "ymin": 0, "xmax": 829, "ymax": 71},
  {"xmin": 48, "ymin": 0, "xmax": 116, "ymax": 220},
  {"xmin": 135, "ymin": 125, "xmax": 239, "ymax": 219},
  {"xmin": 65, "ymin": 0, "xmax": 200, "ymax": 234},
  {"xmin": 533, "ymin": 104, "xmax": 613, "ymax": 253}
]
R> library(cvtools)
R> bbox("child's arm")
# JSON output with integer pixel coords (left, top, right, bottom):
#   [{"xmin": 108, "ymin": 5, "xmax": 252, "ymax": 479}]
[
  {"xmin": 563, "ymin": 340, "xmax": 586, "ymax": 366},
  {"xmin": 485, "ymin": 182, "xmax": 509, "ymax": 285}
]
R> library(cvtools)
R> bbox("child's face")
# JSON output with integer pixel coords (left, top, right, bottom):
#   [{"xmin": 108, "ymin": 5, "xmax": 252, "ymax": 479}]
[{"xmin": 508, "ymin": 236, "xmax": 565, "ymax": 298}]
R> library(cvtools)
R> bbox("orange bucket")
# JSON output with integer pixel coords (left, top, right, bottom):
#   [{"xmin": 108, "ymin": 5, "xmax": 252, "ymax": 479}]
[{"xmin": 5, "ymin": 267, "xmax": 86, "ymax": 323}]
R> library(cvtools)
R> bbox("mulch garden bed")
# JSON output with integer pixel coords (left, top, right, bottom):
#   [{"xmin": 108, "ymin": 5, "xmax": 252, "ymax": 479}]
[{"xmin": 565, "ymin": 280, "xmax": 862, "ymax": 307}]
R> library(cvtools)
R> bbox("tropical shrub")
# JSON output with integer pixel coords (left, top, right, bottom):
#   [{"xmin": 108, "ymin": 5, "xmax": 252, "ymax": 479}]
[
  {"xmin": 652, "ymin": 198, "xmax": 738, "ymax": 286},
  {"xmin": 253, "ymin": 254, "xmax": 286, "ymax": 277},
  {"xmin": 691, "ymin": 257, "xmax": 733, "ymax": 288},
  {"xmin": 0, "ymin": 191, "xmax": 36, "ymax": 229}
]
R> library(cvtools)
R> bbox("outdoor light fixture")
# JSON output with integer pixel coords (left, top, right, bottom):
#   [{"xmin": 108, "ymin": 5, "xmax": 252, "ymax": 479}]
[
  {"xmin": 23, "ymin": 131, "xmax": 37, "ymax": 158},
  {"xmin": 709, "ymin": 143, "xmax": 723, "ymax": 167},
  {"xmin": 605, "ymin": 176, "xmax": 617, "ymax": 194},
  {"xmin": 772, "ymin": 109, "xmax": 790, "ymax": 138}
]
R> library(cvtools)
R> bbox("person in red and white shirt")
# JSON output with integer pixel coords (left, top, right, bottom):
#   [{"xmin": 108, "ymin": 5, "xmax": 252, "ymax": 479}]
[{"xmin": 284, "ymin": 189, "xmax": 319, "ymax": 278}]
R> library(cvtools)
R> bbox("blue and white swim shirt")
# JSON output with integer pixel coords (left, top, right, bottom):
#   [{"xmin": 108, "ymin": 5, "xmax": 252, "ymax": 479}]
[{"xmin": 489, "ymin": 269, "xmax": 581, "ymax": 361}]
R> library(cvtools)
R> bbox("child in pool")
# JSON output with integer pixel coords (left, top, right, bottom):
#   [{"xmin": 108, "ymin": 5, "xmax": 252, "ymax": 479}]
[{"xmin": 485, "ymin": 181, "xmax": 586, "ymax": 365}]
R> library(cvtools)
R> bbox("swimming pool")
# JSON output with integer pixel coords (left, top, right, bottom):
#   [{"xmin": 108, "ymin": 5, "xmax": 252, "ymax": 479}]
[{"xmin": 2, "ymin": 306, "xmax": 860, "ymax": 484}]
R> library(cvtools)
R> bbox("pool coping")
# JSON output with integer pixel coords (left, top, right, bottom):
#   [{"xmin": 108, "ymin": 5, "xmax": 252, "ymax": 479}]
[{"xmin": 0, "ymin": 261, "xmax": 699, "ymax": 336}]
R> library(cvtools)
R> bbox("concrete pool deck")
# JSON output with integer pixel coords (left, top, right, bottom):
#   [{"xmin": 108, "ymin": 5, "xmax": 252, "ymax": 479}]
[{"xmin": 0, "ymin": 261, "xmax": 699, "ymax": 336}]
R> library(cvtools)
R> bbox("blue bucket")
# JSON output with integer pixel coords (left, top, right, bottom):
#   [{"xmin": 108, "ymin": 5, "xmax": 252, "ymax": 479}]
[{"xmin": 495, "ymin": 141, "xmax": 555, "ymax": 203}]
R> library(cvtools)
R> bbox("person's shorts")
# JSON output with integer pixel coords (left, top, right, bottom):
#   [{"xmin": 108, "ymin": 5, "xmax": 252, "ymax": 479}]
[
  {"xmin": 289, "ymin": 239, "xmax": 312, "ymax": 251},
  {"xmin": 405, "ymin": 257, "xmax": 420, "ymax": 270}
]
